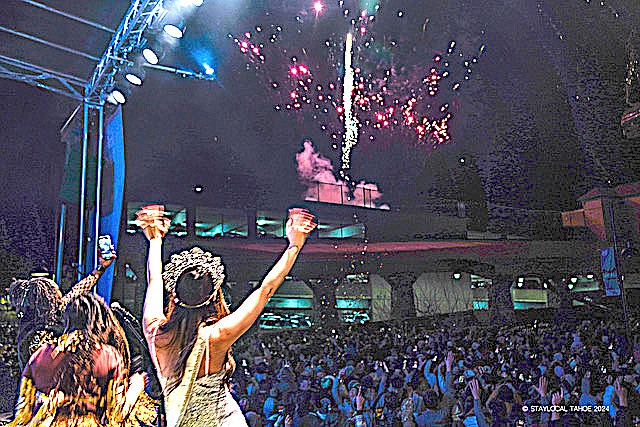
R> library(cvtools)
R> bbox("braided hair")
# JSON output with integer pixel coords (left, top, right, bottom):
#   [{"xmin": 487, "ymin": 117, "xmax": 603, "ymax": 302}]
[{"xmin": 9, "ymin": 278, "xmax": 64, "ymax": 368}]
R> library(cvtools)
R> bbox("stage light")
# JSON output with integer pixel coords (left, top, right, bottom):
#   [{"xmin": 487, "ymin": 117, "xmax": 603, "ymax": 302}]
[
  {"xmin": 142, "ymin": 37, "xmax": 165, "ymax": 65},
  {"xmin": 452, "ymin": 272, "xmax": 462, "ymax": 280},
  {"xmin": 203, "ymin": 63, "xmax": 215, "ymax": 75},
  {"xmin": 586, "ymin": 273, "xmax": 594, "ymax": 280},
  {"xmin": 190, "ymin": 0, "xmax": 203, "ymax": 6},
  {"xmin": 164, "ymin": 22, "xmax": 184, "ymax": 38},
  {"xmin": 124, "ymin": 59, "xmax": 145, "ymax": 86},
  {"xmin": 314, "ymin": 2, "xmax": 323, "ymax": 13},
  {"xmin": 163, "ymin": 13, "xmax": 185, "ymax": 38},
  {"xmin": 568, "ymin": 283, "xmax": 574, "ymax": 290},
  {"xmin": 109, "ymin": 89, "xmax": 126, "ymax": 104},
  {"xmin": 107, "ymin": 77, "xmax": 130, "ymax": 104},
  {"xmin": 569, "ymin": 276, "xmax": 578, "ymax": 284}
]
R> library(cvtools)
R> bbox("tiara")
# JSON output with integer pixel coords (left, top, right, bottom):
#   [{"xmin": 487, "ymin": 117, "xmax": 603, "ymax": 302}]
[{"xmin": 163, "ymin": 247, "xmax": 225, "ymax": 308}]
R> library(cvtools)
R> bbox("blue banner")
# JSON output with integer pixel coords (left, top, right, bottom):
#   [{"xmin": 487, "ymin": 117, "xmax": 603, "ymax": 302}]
[
  {"xmin": 85, "ymin": 106, "xmax": 125, "ymax": 303},
  {"xmin": 600, "ymin": 247, "xmax": 621, "ymax": 297}
]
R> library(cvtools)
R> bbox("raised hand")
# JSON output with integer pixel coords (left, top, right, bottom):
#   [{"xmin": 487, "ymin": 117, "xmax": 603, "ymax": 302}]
[
  {"xmin": 286, "ymin": 208, "xmax": 317, "ymax": 248},
  {"xmin": 534, "ymin": 376, "xmax": 548, "ymax": 397},
  {"xmin": 355, "ymin": 386, "xmax": 365, "ymax": 410},
  {"xmin": 98, "ymin": 248, "xmax": 117, "ymax": 268},
  {"xmin": 136, "ymin": 205, "xmax": 171, "ymax": 241},
  {"xmin": 614, "ymin": 377, "xmax": 628, "ymax": 407},
  {"xmin": 469, "ymin": 378, "xmax": 481, "ymax": 400},
  {"xmin": 445, "ymin": 351, "xmax": 454, "ymax": 371},
  {"xmin": 551, "ymin": 390, "xmax": 563, "ymax": 406}
]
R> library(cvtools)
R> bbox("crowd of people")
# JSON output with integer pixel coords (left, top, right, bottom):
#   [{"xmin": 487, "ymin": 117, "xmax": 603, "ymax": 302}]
[
  {"xmin": 3, "ymin": 299, "xmax": 639, "ymax": 426},
  {"xmin": 0, "ymin": 206, "xmax": 639, "ymax": 426},
  {"xmin": 227, "ymin": 313, "xmax": 640, "ymax": 426}
]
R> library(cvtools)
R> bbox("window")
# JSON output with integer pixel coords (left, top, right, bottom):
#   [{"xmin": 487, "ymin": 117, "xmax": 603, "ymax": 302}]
[
  {"xmin": 256, "ymin": 210, "xmax": 285, "ymax": 238},
  {"xmin": 195, "ymin": 207, "xmax": 248, "ymax": 238}
]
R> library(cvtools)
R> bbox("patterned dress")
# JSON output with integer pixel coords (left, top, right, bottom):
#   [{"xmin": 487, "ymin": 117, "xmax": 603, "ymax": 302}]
[{"xmin": 156, "ymin": 328, "xmax": 247, "ymax": 427}]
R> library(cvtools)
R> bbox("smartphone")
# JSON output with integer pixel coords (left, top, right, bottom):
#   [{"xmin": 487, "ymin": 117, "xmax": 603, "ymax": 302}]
[{"xmin": 98, "ymin": 235, "xmax": 113, "ymax": 260}]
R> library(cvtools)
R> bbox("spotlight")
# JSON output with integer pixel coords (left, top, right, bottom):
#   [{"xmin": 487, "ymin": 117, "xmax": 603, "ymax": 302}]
[
  {"xmin": 585, "ymin": 273, "xmax": 594, "ymax": 280},
  {"xmin": 203, "ymin": 63, "xmax": 215, "ymax": 75},
  {"xmin": 163, "ymin": 13, "xmax": 185, "ymax": 38},
  {"xmin": 124, "ymin": 58, "xmax": 146, "ymax": 86},
  {"xmin": 142, "ymin": 37, "xmax": 165, "ymax": 65},
  {"xmin": 193, "ymin": 184, "xmax": 204, "ymax": 193},
  {"xmin": 106, "ymin": 77, "xmax": 130, "ymax": 104},
  {"xmin": 452, "ymin": 272, "xmax": 462, "ymax": 280},
  {"xmin": 568, "ymin": 283, "xmax": 574, "ymax": 290},
  {"xmin": 108, "ymin": 89, "xmax": 126, "ymax": 104},
  {"xmin": 190, "ymin": 0, "xmax": 203, "ymax": 5},
  {"xmin": 569, "ymin": 276, "xmax": 578, "ymax": 284}
]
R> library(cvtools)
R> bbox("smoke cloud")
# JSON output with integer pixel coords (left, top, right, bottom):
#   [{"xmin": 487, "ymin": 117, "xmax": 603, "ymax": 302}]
[{"xmin": 295, "ymin": 140, "xmax": 389, "ymax": 210}]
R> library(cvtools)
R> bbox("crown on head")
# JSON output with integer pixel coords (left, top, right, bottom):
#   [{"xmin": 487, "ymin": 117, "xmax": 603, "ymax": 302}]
[{"xmin": 163, "ymin": 247, "xmax": 225, "ymax": 308}]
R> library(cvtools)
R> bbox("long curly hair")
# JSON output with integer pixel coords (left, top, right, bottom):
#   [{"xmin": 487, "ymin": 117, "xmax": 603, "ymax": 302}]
[
  {"xmin": 157, "ymin": 267, "xmax": 233, "ymax": 394},
  {"xmin": 51, "ymin": 293, "xmax": 130, "ymax": 407}
]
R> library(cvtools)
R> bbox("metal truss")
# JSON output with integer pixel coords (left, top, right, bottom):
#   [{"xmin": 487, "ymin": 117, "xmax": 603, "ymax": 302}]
[
  {"xmin": 1, "ymin": 0, "xmax": 218, "ymax": 103},
  {"xmin": 84, "ymin": 0, "xmax": 164, "ymax": 103},
  {"xmin": 1, "ymin": 0, "xmax": 220, "ymax": 284},
  {"xmin": 0, "ymin": 54, "xmax": 86, "ymax": 100}
]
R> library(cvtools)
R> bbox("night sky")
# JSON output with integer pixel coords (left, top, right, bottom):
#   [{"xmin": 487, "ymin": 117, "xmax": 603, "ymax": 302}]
[{"xmin": 1, "ymin": 0, "xmax": 639, "ymax": 266}]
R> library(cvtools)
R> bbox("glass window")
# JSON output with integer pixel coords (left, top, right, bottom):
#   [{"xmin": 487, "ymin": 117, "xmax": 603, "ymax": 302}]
[
  {"xmin": 256, "ymin": 210, "xmax": 285, "ymax": 238},
  {"xmin": 195, "ymin": 207, "xmax": 248, "ymax": 238},
  {"xmin": 260, "ymin": 311, "xmax": 313, "ymax": 330},
  {"xmin": 317, "ymin": 218, "xmax": 366, "ymax": 239},
  {"xmin": 336, "ymin": 298, "xmax": 371, "ymax": 309}
]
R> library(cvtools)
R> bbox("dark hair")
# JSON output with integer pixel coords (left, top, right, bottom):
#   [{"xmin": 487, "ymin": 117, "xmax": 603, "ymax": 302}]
[
  {"xmin": 50, "ymin": 293, "xmax": 130, "ymax": 413},
  {"xmin": 10, "ymin": 278, "xmax": 62, "ymax": 331},
  {"xmin": 64, "ymin": 293, "xmax": 130, "ymax": 366},
  {"xmin": 9, "ymin": 278, "xmax": 63, "ymax": 368},
  {"xmin": 158, "ymin": 267, "xmax": 232, "ymax": 394}
]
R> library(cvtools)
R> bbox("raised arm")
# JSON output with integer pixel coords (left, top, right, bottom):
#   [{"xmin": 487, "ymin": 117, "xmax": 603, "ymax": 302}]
[
  {"xmin": 60, "ymin": 250, "xmax": 116, "ymax": 308},
  {"xmin": 139, "ymin": 209, "xmax": 171, "ymax": 338},
  {"xmin": 212, "ymin": 210, "xmax": 316, "ymax": 350}
]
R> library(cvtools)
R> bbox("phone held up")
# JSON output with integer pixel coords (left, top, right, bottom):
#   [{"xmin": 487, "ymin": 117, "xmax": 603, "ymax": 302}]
[{"xmin": 98, "ymin": 235, "xmax": 113, "ymax": 260}]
